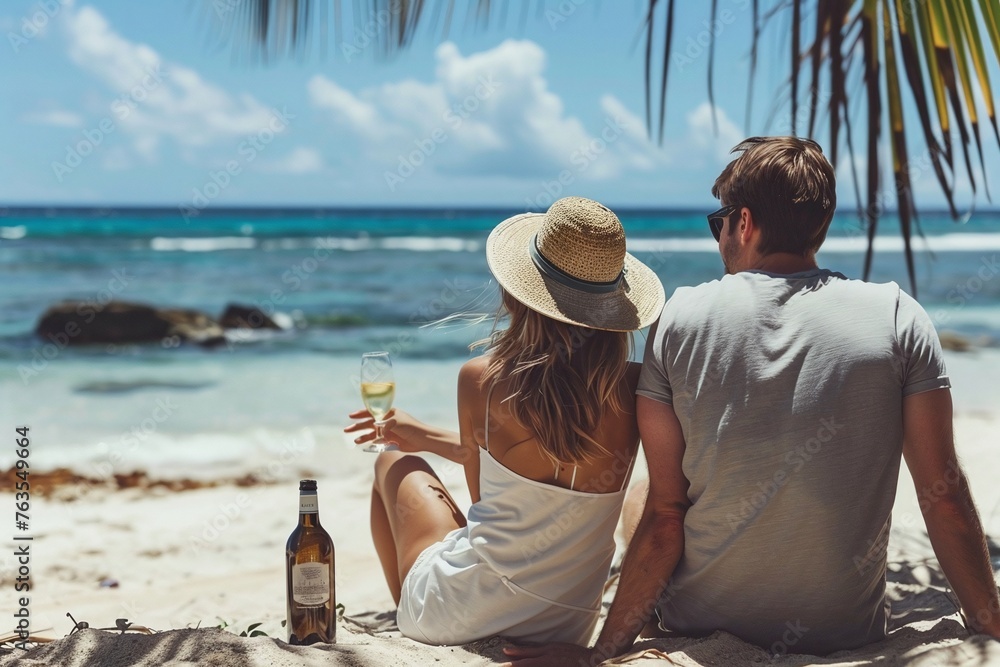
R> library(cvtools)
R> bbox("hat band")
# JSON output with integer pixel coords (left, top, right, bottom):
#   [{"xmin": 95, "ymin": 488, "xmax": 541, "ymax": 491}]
[{"xmin": 529, "ymin": 234, "xmax": 624, "ymax": 295}]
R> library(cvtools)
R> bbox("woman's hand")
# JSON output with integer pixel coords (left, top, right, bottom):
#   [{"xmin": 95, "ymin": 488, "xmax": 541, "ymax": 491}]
[{"xmin": 345, "ymin": 408, "xmax": 422, "ymax": 452}]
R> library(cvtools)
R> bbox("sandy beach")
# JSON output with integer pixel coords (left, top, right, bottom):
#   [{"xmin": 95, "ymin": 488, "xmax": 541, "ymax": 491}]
[{"xmin": 1, "ymin": 346, "xmax": 999, "ymax": 666}]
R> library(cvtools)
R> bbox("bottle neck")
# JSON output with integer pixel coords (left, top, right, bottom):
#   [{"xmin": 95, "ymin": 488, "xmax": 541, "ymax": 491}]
[{"xmin": 299, "ymin": 492, "xmax": 320, "ymax": 526}]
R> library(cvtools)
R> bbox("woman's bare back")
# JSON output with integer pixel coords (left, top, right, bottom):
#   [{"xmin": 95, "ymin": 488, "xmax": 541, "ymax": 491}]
[{"xmin": 460, "ymin": 356, "xmax": 641, "ymax": 494}]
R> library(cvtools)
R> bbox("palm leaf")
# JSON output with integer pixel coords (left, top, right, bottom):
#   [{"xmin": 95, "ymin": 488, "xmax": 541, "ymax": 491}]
[
  {"xmin": 883, "ymin": 0, "xmax": 918, "ymax": 296},
  {"xmin": 981, "ymin": 0, "xmax": 1000, "ymax": 63},
  {"xmin": 791, "ymin": 0, "xmax": 802, "ymax": 135},
  {"xmin": 709, "ymin": 0, "xmax": 720, "ymax": 136},
  {"xmin": 931, "ymin": 2, "xmax": 980, "ymax": 200},
  {"xmin": 944, "ymin": 0, "xmax": 988, "ymax": 199},
  {"xmin": 860, "ymin": 0, "xmax": 881, "ymax": 284},
  {"xmin": 828, "ymin": 0, "xmax": 849, "ymax": 168},
  {"xmin": 960, "ymin": 0, "xmax": 999, "ymax": 148},
  {"xmin": 892, "ymin": 0, "xmax": 957, "ymax": 218},
  {"xmin": 745, "ymin": 0, "xmax": 760, "ymax": 131},
  {"xmin": 916, "ymin": 0, "xmax": 954, "ymax": 167},
  {"xmin": 643, "ymin": 0, "xmax": 657, "ymax": 135},
  {"xmin": 807, "ymin": 0, "xmax": 830, "ymax": 137},
  {"xmin": 657, "ymin": 0, "xmax": 676, "ymax": 145}
]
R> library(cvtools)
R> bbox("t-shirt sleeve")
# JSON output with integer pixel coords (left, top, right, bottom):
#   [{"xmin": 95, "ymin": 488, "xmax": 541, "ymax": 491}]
[
  {"xmin": 637, "ymin": 316, "xmax": 673, "ymax": 404},
  {"xmin": 896, "ymin": 289, "xmax": 950, "ymax": 397}
]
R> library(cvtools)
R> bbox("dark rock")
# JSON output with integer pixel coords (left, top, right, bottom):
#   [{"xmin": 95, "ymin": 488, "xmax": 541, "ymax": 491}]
[
  {"xmin": 938, "ymin": 331, "xmax": 972, "ymax": 352},
  {"xmin": 34, "ymin": 301, "xmax": 226, "ymax": 347},
  {"xmin": 219, "ymin": 304, "xmax": 282, "ymax": 330},
  {"xmin": 159, "ymin": 308, "xmax": 226, "ymax": 346}
]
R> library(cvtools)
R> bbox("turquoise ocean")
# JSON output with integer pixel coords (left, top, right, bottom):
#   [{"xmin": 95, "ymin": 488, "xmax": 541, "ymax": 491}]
[{"xmin": 2, "ymin": 208, "xmax": 999, "ymax": 478}]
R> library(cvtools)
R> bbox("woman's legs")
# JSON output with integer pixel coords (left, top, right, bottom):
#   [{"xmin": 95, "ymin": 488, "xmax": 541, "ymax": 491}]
[{"xmin": 371, "ymin": 451, "xmax": 467, "ymax": 604}]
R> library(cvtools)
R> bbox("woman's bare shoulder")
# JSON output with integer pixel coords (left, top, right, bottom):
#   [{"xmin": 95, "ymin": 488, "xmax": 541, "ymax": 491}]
[{"xmin": 458, "ymin": 355, "xmax": 491, "ymax": 394}]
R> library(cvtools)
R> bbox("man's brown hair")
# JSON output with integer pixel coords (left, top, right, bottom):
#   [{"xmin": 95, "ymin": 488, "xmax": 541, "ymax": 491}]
[{"xmin": 712, "ymin": 136, "xmax": 836, "ymax": 255}]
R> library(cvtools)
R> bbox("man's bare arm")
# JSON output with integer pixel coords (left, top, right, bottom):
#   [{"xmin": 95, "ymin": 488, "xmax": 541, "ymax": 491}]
[
  {"xmin": 902, "ymin": 388, "xmax": 1000, "ymax": 637},
  {"xmin": 589, "ymin": 396, "xmax": 691, "ymax": 659}
]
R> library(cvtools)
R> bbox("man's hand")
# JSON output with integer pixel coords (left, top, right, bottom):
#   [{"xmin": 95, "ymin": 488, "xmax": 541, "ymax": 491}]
[{"xmin": 501, "ymin": 643, "xmax": 604, "ymax": 666}]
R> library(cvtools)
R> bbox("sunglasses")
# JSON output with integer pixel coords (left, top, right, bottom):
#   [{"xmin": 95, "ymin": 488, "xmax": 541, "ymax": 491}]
[{"xmin": 707, "ymin": 205, "xmax": 739, "ymax": 242}]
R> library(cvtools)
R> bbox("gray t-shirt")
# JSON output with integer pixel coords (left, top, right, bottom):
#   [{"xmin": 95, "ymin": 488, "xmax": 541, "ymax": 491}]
[{"xmin": 637, "ymin": 269, "xmax": 950, "ymax": 655}]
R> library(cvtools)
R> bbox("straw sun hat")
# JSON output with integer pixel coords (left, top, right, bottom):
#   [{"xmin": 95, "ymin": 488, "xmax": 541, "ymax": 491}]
[{"xmin": 486, "ymin": 197, "xmax": 665, "ymax": 332}]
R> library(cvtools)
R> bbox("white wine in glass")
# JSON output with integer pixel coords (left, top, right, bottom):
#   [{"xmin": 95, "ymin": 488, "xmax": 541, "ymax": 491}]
[{"xmin": 360, "ymin": 352, "xmax": 397, "ymax": 453}]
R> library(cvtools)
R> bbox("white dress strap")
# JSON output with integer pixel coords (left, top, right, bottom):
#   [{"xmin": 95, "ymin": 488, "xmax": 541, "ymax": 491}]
[
  {"xmin": 484, "ymin": 381, "xmax": 496, "ymax": 453},
  {"xmin": 620, "ymin": 446, "xmax": 637, "ymax": 492}
]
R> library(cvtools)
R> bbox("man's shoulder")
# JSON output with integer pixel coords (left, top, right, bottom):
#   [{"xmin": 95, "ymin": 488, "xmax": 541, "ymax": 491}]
[{"xmin": 662, "ymin": 272, "xmax": 904, "ymax": 324}]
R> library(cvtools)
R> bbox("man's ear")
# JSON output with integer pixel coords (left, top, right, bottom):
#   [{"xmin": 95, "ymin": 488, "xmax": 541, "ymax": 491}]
[{"xmin": 738, "ymin": 207, "xmax": 756, "ymax": 246}]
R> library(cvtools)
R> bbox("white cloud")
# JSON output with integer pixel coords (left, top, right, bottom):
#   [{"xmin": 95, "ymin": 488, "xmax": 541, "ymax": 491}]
[
  {"xmin": 259, "ymin": 147, "xmax": 325, "ymax": 174},
  {"xmin": 61, "ymin": 5, "xmax": 281, "ymax": 160},
  {"xmin": 307, "ymin": 76, "xmax": 384, "ymax": 141},
  {"xmin": 307, "ymin": 40, "xmax": 665, "ymax": 182},
  {"xmin": 686, "ymin": 102, "xmax": 743, "ymax": 163},
  {"xmin": 23, "ymin": 110, "xmax": 84, "ymax": 127}
]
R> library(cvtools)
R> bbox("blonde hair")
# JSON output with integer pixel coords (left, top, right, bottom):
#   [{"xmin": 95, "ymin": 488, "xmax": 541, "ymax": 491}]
[{"xmin": 474, "ymin": 289, "xmax": 632, "ymax": 465}]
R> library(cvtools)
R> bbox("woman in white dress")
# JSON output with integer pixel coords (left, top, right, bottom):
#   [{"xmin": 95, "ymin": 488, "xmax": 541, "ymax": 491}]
[{"xmin": 346, "ymin": 196, "xmax": 665, "ymax": 645}]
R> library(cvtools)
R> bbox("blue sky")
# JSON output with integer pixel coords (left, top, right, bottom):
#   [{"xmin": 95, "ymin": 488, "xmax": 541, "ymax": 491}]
[{"xmin": 1, "ymin": 0, "xmax": 997, "ymax": 210}]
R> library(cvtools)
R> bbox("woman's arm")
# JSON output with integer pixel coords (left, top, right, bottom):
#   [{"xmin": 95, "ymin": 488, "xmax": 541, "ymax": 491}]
[{"xmin": 456, "ymin": 359, "xmax": 483, "ymax": 503}]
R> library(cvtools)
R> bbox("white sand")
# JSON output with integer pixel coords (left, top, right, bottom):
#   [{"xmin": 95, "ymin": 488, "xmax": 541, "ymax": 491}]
[{"xmin": 2, "ymin": 353, "xmax": 1000, "ymax": 665}]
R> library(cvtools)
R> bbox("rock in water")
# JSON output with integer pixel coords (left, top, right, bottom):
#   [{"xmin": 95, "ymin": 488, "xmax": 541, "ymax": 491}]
[
  {"xmin": 159, "ymin": 308, "xmax": 226, "ymax": 346},
  {"xmin": 35, "ymin": 301, "xmax": 226, "ymax": 347},
  {"xmin": 219, "ymin": 304, "xmax": 282, "ymax": 330}
]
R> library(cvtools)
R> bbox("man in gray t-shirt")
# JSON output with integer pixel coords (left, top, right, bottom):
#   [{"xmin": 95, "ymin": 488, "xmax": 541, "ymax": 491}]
[
  {"xmin": 635, "ymin": 268, "xmax": 947, "ymax": 653},
  {"xmin": 504, "ymin": 137, "xmax": 1000, "ymax": 666}
]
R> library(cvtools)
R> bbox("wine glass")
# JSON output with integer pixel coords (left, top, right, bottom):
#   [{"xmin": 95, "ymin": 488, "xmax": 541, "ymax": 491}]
[{"xmin": 359, "ymin": 352, "xmax": 397, "ymax": 453}]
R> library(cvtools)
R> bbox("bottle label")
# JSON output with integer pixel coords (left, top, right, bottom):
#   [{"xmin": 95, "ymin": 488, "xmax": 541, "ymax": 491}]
[
  {"xmin": 299, "ymin": 493, "xmax": 318, "ymax": 514},
  {"xmin": 292, "ymin": 563, "xmax": 330, "ymax": 606}
]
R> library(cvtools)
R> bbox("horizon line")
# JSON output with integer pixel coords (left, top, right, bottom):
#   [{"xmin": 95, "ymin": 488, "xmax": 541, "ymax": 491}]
[{"xmin": 2, "ymin": 203, "xmax": 996, "ymax": 218}]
